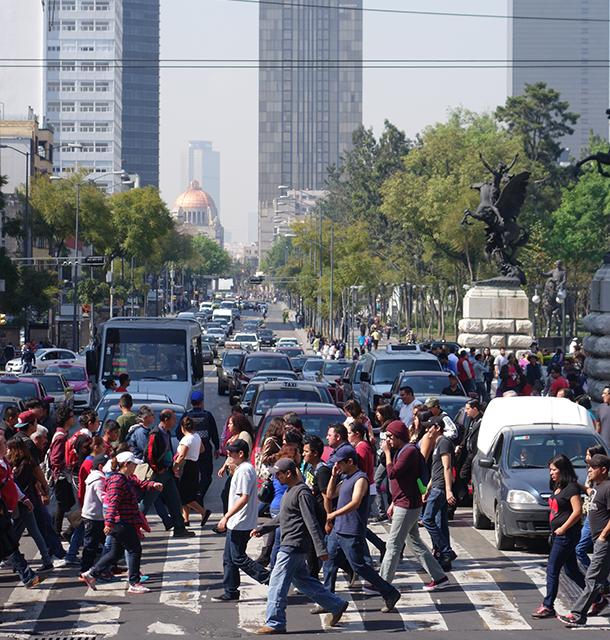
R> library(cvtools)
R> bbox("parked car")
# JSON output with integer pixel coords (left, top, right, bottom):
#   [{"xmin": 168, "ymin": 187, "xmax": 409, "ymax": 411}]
[
  {"xmin": 45, "ymin": 364, "xmax": 92, "ymax": 409},
  {"xmin": 359, "ymin": 350, "xmax": 442, "ymax": 421},
  {"xmin": 5, "ymin": 347, "xmax": 84, "ymax": 373},
  {"xmin": 472, "ymin": 396, "xmax": 603, "ymax": 550},
  {"xmin": 232, "ymin": 352, "xmax": 294, "ymax": 394},
  {"xmin": 217, "ymin": 349, "xmax": 248, "ymax": 396},
  {"xmin": 0, "ymin": 373, "xmax": 53, "ymax": 403},
  {"xmin": 26, "ymin": 371, "xmax": 74, "ymax": 410}
]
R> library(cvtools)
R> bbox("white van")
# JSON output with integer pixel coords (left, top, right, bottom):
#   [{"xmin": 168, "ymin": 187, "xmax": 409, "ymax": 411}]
[
  {"xmin": 87, "ymin": 317, "xmax": 205, "ymax": 409},
  {"xmin": 212, "ymin": 308, "xmax": 234, "ymax": 332}
]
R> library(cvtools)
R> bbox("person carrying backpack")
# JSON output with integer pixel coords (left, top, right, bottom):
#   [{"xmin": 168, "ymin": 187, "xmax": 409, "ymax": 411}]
[{"xmin": 379, "ymin": 420, "xmax": 448, "ymax": 591}]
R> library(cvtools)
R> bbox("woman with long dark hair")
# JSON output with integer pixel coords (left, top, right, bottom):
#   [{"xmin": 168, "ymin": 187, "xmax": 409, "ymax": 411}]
[{"xmin": 532, "ymin": 454, "xmax": 585, "ymax": 619}]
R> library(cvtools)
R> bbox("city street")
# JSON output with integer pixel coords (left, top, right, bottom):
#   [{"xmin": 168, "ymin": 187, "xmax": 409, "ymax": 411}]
[{"xmin": 0, "ymin": 304, "xmax": 608, "ymax": 639}]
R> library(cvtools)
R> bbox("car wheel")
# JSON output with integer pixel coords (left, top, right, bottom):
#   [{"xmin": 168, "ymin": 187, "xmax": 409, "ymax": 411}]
[
  {"xmin": 472, "ymin": 489, "xmax": 492, "ymax": 530},
  {"xmin": 494, "ymin": 503, "xmax": 514, "ymax": 550},
  {"xmin": 218, "ymin": 384, "xmax": 225, "ymax": 396}
]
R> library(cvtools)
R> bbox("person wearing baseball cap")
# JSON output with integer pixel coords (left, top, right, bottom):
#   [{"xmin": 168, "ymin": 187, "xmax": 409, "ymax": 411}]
[
  {"xmin": 421, "ymin": 413, "xmax": 457, "ymax": 572},
  {"xmin": 323, "ymin": 444, "xmax": 401, "ymax": 613},
  {"xmin": 211, "ymin": 439, "xmax": 271, "ymax": 603},
  {"xmin": 251, "ymin": 457, "xmax": 349, "ymax": 633},
  {"xmin": 379, "ymin": 420, "xmax": 448, "ymax": 591}
]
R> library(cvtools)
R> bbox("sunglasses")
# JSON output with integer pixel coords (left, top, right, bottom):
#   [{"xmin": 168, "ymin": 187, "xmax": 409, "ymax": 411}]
[{"xmin": 587, "ymin": 464, "xmax": 600, "ymax": 469}]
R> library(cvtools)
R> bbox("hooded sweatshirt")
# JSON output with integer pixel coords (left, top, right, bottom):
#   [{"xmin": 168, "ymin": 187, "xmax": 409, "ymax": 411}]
[{"xmin": 82, "ymin": 469, "xmax": 106, "ymax": 521}]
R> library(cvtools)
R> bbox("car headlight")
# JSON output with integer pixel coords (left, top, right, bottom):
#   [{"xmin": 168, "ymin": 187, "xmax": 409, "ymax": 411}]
[{"xmin": 507, "ymin": 490, "xmax": 537, "ymax": 504}]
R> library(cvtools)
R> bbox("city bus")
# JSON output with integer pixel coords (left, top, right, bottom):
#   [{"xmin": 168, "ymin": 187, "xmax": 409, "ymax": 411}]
[{"xmin": 86, "ymin": 317, "xmax": 205, "ymax": 409}]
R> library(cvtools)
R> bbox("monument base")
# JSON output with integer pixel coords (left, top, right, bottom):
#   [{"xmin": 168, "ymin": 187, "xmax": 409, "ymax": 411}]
[{"xmin": 458, "ymin": 286, "xmax": 533, "ymax": 356}]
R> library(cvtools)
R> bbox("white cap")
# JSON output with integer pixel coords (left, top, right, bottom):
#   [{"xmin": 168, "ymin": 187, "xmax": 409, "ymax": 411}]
[{"xmin": 116, "ymin": 451, "xmax": 143, "ymax": 465}]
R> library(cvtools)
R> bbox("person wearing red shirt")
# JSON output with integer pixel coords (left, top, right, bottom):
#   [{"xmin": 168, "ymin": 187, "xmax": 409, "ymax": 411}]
[
  {"xmin": 102, "ymin": 420, "xmax": 120, "ymax": 457},
  {"xmin": 115, "ymin": 373, "xmax": 130, "ymax": 393},
  {"xmin": 549, "ymin": 364, "xmax": 570, "ymax": 397}
]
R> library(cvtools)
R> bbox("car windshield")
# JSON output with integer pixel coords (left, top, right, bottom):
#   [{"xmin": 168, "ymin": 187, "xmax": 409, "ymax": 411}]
[
  {"xmin": 260, "ymin": 330, "xmax": 273, "ymax": 336},
  {"xmin": 243, "ymin": 384, "xmax": 261, "ymax": 404},
  {"xmin": 258, "ymin": 413, "xmax": 343, "ymax": 442},
  {"xmin": 399, "ymin": 375, "xmax": 457, "ymax": 396},
  {"xmin": 38, "ymin": 377, "xmax": 65, "ymax": 392},
  {"xmin": 303, "ymin": 360, "xmax": 324, "ymax": 373},
  {"xmin": 323, "ymin": 362, "xmax": 347, "ymax": 376},
  {"xmin": 102, "ymin": 327, "xmax": 188, "ymax": 382},
  {"xmin": 223, "ymin": 352, "xmax": 244, "ymax": 369},
  {"xmin": 372, "ymin": 359, "xmax": 440, "ymax": 384},
  {"xmin": 236, "ymin": 335, "xmax": 257, "ymax": 343},
  {"xmin": 47, "ymin": 366, "xmax": 85, "ymax": 381},
  {"xmin": 254, "ymin": 389, "xmax": 320, "ymax": 415},
  {"xmin": 0, "ymin": 401, "xmax": 20, "ymax": 413},
  {"xmin": 244, "ymin": 357, "xmax": 291, "ymax": 373},
  {"xmin": 291, "ymin": 357, "xmax": 307, "ymax": 369},
  {"xmin": 0, "ymin": 381, "xmax": 38, "ymax": 399},
  {"xmin": 508, "ymin": 432, "xmax": 599, "ymax": 469}
]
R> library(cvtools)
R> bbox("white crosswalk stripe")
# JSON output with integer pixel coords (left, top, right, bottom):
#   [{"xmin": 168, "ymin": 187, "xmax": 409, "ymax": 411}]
[
  {"xmin": 159, "ymin": 529, "xmax": 203, "ymax": 613},
  {"xmin": 319, "ymin": 573, "xmax": 366, "ymax": 632},
  {"xmin": 72, "ymin": 600, "xmax": 121, "ymax": 637},
  {"xmin": 236, "ymin": 535, "xmax": 269, "ymax": 633}
]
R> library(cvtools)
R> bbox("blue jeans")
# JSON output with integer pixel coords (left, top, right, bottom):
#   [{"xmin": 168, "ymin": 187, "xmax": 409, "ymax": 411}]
[
  {"xmin": 222, "ymin": 528, "xmax": 271, "ymax": 598},
  {"xmin": 543, "ymin": 527, "xmax": 585, "ymax": 608},
  {"xmin": 269, "ymin": 507, "xmax": 281, "ymax": 569},
  {"xmin": 90, "ymin": 522, "xmax": 142, "ymax": 586},
  {"xmin": 66, "ymin": 520, "xmax": 85, "ymax": 562},
  {"xmin": 324, "ymin": 531, "xmax": 399, "ymax": 600},
  {"xmin": 8, "ymin": 548, "xmax": 36, "ymax": 586},
  {"xmin": 422, "ymin": 487, "xmax": 453, "ymax": 562},
  {"xmin": 37, "ymin": 501, "xmax": 66, "ymax": 559},
  {"xmin": 12, "ymin": 503, "xmax": 52, "ymax": 566},
  {"xmin": 266, "ymin": 546, "xmax": 346, "ymax": 630}
]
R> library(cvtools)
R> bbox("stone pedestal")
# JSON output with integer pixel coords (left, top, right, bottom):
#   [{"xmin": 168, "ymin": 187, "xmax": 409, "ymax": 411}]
[
  {"xmin": 582, "ymin": 256, "xmax": 610, "ymax": 403},
  {"xmin": 458, "ymin": 286, "xmax": 533, "ymax": 356}
]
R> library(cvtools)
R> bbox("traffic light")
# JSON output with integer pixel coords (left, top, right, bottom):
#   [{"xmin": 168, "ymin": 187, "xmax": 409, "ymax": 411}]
[{"xmin": 0, "ymin": 314, "xmax": 5, "ymax": 325}]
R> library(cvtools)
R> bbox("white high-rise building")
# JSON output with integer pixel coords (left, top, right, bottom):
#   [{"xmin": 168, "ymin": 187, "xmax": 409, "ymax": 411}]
[
  {"xmin": 508, "ymin": 0, "xmax": 609, "ymax": 157},
  {"xmin": 44, "ymin": 0, "xmax": 123, "ymax": 191}
]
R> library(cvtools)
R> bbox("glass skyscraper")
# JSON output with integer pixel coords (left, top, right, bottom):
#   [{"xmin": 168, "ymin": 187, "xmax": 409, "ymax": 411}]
[
  {"xmin": 121, "ymin": 0, "xmax": 160, "ymax": 188},
  {"xmin": 258, "ymin": 0, "xmax": 363, "ymax": 258},
  {"xmin": 508, "ymin": 0, "xmax": 609, "ymax": 158},
  {"xmin": 180, "ymin": 140, "xmax": 220, "ymax": 213}
]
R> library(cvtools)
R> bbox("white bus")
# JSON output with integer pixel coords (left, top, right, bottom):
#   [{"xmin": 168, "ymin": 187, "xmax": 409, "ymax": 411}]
[{"xmin": 87, "ymin": 317, "xmax": 205, "ymax": 409}]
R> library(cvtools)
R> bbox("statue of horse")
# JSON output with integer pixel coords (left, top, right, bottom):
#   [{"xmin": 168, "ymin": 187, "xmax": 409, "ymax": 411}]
[{"xmin": 575, "ymin": 151, "xmax": 610, "ymax": 178}]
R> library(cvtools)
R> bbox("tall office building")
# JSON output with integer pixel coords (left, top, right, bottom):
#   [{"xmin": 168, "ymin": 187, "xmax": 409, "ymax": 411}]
[
  {"xmin": 258, "ymin": 0, "xmax": 363, "ymax": 258},
  {"xmin": 43, "ymin": 0, "xmax": 123, "ymax": 191},
  {"xmin": 508, "ymin": 0, "xmax": 609, "ymax": 158},
  {"xmin": 180, "ymin": 141, "xmax": 221, "ymax": 213},
  {"xmin": 121, "ymin": 0, "xmax": 160, "ymax": 188}
]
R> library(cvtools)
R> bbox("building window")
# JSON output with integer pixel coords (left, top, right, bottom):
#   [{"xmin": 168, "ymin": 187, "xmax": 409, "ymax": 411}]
[
  {"xmin": 95, "ymin": 122, "xmax": 110, "ymax": 132},
  {"xmin": 48, "ymin": 102, "xmax": 60, "ymax": 112},
  {"xmin": 62, "ymin": 123, "xmax": 75, "ymax": 132},
  {"xmin": 80, "ymin": 44, "xmax": 95, "ymax": 51},
  {"xmin": 95, "ymin": 21, "xmax": 110, "ymax": 30},
  {"xmin": 95, "ymin": 82, "xmax": 110, "ymax": 92},
  {"xmin": 81, "ymin": 143, "xmax": 94, "ymax": 152},
  {"xmin": 62, "ymin": 1, "xmax": 76, "ymax": 9},
  {"xmin": 95, "ymin": 102, "xmax": 110, "ymax": 112},
  {"xmin": 82, "ymin": 1, "xmax": 94, "ymax": 9},
  {"xmin": 81, "ymin": 63, "xmax": 95, "ymax": 71},
  {"xmin": 80, "ymin": 122, "xmax": 94, "ymax": 132},
  {"xmin": 96, "ymin": 1, "xmax": 110, "ymax": 10},
  {"xmin": 61, "ymin": 82, "xmax": 75, "ymax": 92},
  {"xmin": 96, "ymin": 62, "xmax": 109, "ymax": 71},
  {"xmin": 62, "ymin": 62, "xmax": 76, "ymax": 72},
  {"xmin": 81, "ymin": 82, "xmax": 94, "ymax": 92},
  {"xmin": 48, "ymin": 63, "xmax": 61, "ymax": 71},
  {"xmin": 95, "ymin": 143, "xmax": 109, "ymax": 153},
  {"xmin": 48, "ymin": 46, "xmax": 60, "ymax": 51},
  {"xmin": 81, "ymin": 21, "xmax": 94, "ymax": 31},
  {"xmin": 47, "ymin": 82, "xmax": 60, "ymax": 92},
  {"xmin": 80, "ymin": 102, "xmax": 94, "ymax": 112},
  {"xmin": 61, "ymin": 102, "xmax": 75, "ymax": 112},
  {"xmin": 62, "ymin": 21, "xmax": 76, "ymax": 31}
]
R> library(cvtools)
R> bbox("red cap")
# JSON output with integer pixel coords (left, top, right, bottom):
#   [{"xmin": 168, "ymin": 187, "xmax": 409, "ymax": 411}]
[{"xmin": 17, "ymin": 410, "xmax": 37, "ymax": 427}]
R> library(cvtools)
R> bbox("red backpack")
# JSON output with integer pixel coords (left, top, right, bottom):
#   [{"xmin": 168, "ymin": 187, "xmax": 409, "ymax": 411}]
[{"xmin": 65, "ymin": 430, "xmax": 87, "ymax": 470}]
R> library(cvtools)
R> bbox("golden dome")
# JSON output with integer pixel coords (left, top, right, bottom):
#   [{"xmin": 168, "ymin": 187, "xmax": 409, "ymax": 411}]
[{"xmin": 173, "ymin": 180, "xmax": 216, "ymax": 210}]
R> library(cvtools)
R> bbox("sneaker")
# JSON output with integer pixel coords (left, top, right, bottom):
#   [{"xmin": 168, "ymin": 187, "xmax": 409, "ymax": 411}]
[
  {"xmin": 211, "ymin": 593, "xmax": 239, "ymax": 602},
  {"xmin": 63, "ymin": 557, "xmax": 80, "ymax": 566},
  {"xmin": 310, "ymin": 604, "xmax": 327, "ymax": 614},
  {"xmin": 36, "ymin": 563, "xmax": 54, "ymax": 574},
  {"xmin": 381, "ymin": 592, "xmax": 401, "ymax": 613},
  {"xmin": 52, "ymin": 558, "xmax": 68, "ymax": 568},
  {"xmin": 374, "ymin": 515, "xmax": 388, "ymax": 523},
  {"xmin": 362, "ymin": 584, "xmax": 380, "ymax": 595},
  {"xmin": 201, "ymin": 509, "xmax": 212, "ymax": 528},
  {"xmin": 557, "ymin": 614, "xmax": 586, "ymax": 628},
  {"xmin": 0, "ymin": 559, "xmax": 12, "ymax": 569},
  {"xmin": 590, "ymin": 596, "xmax": 609, "ymax": 617},
  {"xmin": 80, "ymin": 571, "xmax": 97, "ymax": 591},
  {"xmin": 173, "ymin": 529, "xmax": 196, "ymax": 538},
  {"xmin": 531, "ymin": 605, "xmax": 556, "ymax": 619},
  {"xmin": 128, "ymin": 582, "xmax": 151, "ymax": 594},
  {"xmin": 139, "ymin": 573, "xmax": 149, "ymax": 582},
  {"xmin": 111, "ymin": 565, "xmax": 127, "ymax": 575},
  {"xmin": 98, "ymin": 572, "xmax": 121, "ymax": 583},
  {"xmin": 328, "ymin": 601, "xmax": 349, "ymax": 627},
  {"xmin": 423, "ymin": 576, "xmax": 450, "ymax": 592},
  {"xmin": 25, "ymin": 575, "xmax": 46, "ymax": 589}
]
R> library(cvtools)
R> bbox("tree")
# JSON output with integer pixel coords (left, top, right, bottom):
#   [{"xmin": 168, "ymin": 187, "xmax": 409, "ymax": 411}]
[
  {"xmin": 190, "ymin": 233, "xmax": 231, "ymax": 275},
  {"xmin": 495, "ymin": 82, "xmax": 579, "ymax": 165}
]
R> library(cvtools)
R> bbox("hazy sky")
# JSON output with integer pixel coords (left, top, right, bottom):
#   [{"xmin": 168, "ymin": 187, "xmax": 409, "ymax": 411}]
[{"xmin": 159, "ymin": 0, "xmax": 508, "ymax": 244}]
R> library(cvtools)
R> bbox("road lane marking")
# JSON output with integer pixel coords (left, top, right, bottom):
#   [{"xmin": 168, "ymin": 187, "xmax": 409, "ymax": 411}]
[
  {"xmin": 148, "ymin": 621, "xmax": 186, "ymax": 635},
  {"xmin": 319, "ymin": 572, "xmax": 365, "ymax": 632},
  {"xmin": 236, "ymin": 535, "xmax": 268, "ymax": 633},
  {"xmin": 159, "ymin": 529, "xmax": 203, "ymax": 613},
  {"xmin": 73, "ymin": 601, "xmax": 121, "ymax": 637}
]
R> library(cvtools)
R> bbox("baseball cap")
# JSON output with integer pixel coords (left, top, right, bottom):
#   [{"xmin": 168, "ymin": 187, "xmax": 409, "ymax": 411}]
[
  {"xmin": 269, "ymin": 458, "xmax": 297, "ymax": 475},
  {"xmin": 424, "ymin": 396, "xmax": 440, "ymax": 408},
  {"xmin": 421, "ymin": 415, "xmax": 444, "ymax": 429},
  {"xmin": 226, "ymin": 438, "xmax": 249, "ymax": 455},
  {"xmin": 17, "ymin": 410, "xmax": 37, "ymax": 428},
  {"xmin": 588, "ymin": 453, "xmax": 610, "ymax": 469},
  {"xmin": 191, "ymin": 391, "xmax": 204, "ymax": 403},
  {"xmin": 91, "ymin": 453, "xmax": 109, "ymax": 470},
  {"xmin": 386, "ymin": 420, "xmax": 410, "ymax": 442},
  {"xmin": 116, "ymin": 451, "xmax": 143, "ymax": 465},
  {"xmin": 328, "ymin": 443, "xmax": 358, "ymax": 465}
]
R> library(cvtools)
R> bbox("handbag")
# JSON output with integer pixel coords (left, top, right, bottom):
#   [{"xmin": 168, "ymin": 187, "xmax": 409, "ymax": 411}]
[
  {"xmin": 134, "ymin": 462, "xmax": 157, "ymax": 482},
  {"xmin": 67, "ymin": 506, "xmax": 82, "ymax": 528},
  {"xmin": 258, "ymin": 477, "xmax": 274, "ymax": 504}
]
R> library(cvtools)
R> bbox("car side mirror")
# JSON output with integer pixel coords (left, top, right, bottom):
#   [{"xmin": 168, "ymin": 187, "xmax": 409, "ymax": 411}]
[
  {"xmin": 44, "ymin": 396, "xmax": 54, "ymax": 403},
  {"xmin": 360, "ymin": 371, "xmax": 369, "ymax": 382},
  {"xmin": 478, "ymin": 458, "xmax": 494, "ymax": 469},
  {"xmin": 242, "ymin": 406, "xmax": 252, "ymax": 415}
]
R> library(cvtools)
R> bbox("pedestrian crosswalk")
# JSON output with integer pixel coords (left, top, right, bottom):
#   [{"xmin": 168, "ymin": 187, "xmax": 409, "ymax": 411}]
[{"xmin": 1, "ymin": 513, "xmax": 610, "ymax": 637}]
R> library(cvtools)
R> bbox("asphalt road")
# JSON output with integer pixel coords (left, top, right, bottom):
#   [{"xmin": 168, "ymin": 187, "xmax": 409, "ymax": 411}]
[{"xmin": 1, "ymin": 304, "xmax": 608, "ymax": 639}]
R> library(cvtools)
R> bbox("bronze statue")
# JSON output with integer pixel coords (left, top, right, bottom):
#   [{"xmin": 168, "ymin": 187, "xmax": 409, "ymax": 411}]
[
  {"xmin": 575, "ymin": 108, "xmax": 610, "ymax": 178},
  {"xmin": 461, "ymin": 154, "xmax": 531, "ymax": 286},
  {"xmin": 538, "ymin": 260, "xmax": 576, "ymax": 338}
]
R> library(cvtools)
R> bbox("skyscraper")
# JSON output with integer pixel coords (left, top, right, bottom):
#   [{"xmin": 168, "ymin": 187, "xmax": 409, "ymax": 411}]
[
  {"xmin": 258, "ymin": 0, "xmax": 363, "ymax": 258},
  {"xmin": 121, "ymin": 0, "xmax": 160, "ymax": 188},
  {"xmin": 508, "ymin": 0, "xmax": 609, "ymax": 158},
  {"xmin": 180, "ymin": 140, "xmax": 221, "ymax": 213},
  {"xmin": 44, "ymin": 0, "xmax": 124, "ymax": 192}
]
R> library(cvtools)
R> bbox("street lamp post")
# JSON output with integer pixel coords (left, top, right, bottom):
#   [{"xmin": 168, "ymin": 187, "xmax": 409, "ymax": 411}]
[
  {"xmin": 556, "ymin": 289, "xmax": 567, "ymax": 353},
  {"xmin": 531, "ymin": 287, "xmax": 541, "ymax": 340},
  {"xmin": 51, "ymin": 170, "xmax": 122, "ymax": 350}
]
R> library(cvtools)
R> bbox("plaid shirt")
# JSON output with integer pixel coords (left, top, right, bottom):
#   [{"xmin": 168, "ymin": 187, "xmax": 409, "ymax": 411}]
[{"xmin": 104, "ymin": 472, "xmax": 156, "ymax": 527}]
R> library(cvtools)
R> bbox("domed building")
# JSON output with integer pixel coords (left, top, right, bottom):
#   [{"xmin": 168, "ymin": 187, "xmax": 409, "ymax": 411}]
[{"xmin": 171, "ymin": 180, "xmax": 224, "ymax": 248}]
